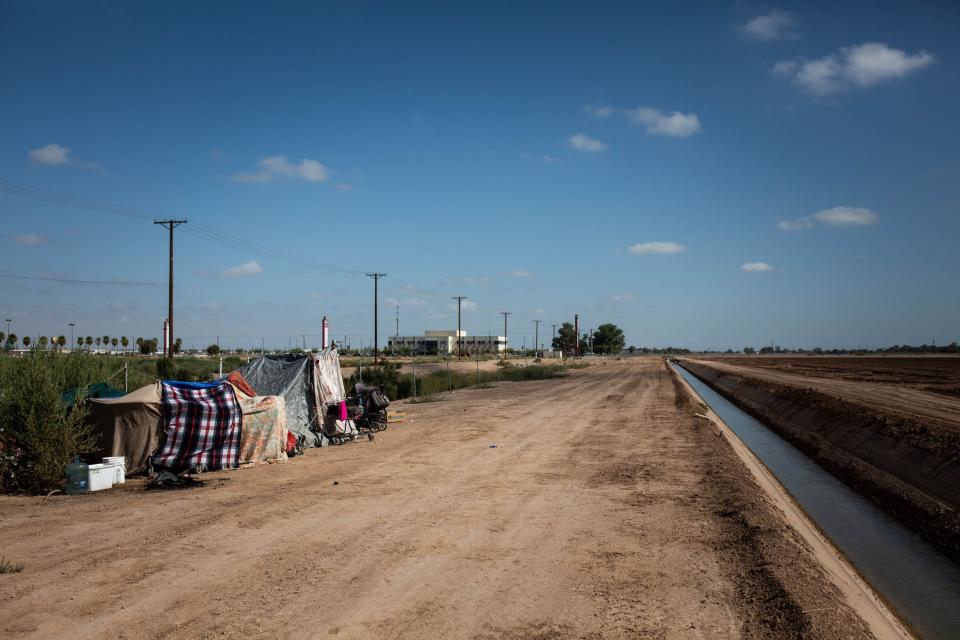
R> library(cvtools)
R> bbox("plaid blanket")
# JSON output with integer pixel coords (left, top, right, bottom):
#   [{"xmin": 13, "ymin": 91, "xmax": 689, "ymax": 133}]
[{"xmin": 152, "ymin": 381, "xmax": 242, "ymax": 472}]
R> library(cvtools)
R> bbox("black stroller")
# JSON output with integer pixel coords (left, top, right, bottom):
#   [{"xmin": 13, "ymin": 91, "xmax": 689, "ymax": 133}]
[{"xmin": 346, "ymin": 383, "xmax": 390, "ymax": 433}]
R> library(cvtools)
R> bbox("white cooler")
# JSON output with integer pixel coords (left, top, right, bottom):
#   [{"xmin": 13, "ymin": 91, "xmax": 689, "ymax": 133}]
[
  {"xmin": 87, "ymin": 464, "xmax": 115, "ymax": 491},
  {"xmin": 102, "ymin": 456, "xmax": 126, "ymax": 484}
]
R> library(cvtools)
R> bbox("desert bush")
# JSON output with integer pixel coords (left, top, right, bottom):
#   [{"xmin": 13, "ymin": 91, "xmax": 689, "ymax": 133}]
[
  {"xmin": 0, "ymin": 350, "xmax": 99, "ymax": 493},
  {"xmin": 0, "ymin": 557, "xmax": 24, "ymax": 574}
]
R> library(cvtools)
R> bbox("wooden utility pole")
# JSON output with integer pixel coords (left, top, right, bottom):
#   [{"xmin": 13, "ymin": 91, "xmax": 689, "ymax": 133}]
[
  {"xmin": 500, "ymin": 311, "xmax": 511, "ymax": 361},
  {"xmin": 533, "ymin": 319, "xmax": 541, "ymax": 358},
  {"xmin": 367, "ymin": 273, "xmax": 386, "ymax": 362},
  {"xmin": 154, "ymin": 219, "xmax": 187, "ymax": 358},
  {"xmin": 452, "ymin": 296, "xmax": 467, "ymax": 359}
]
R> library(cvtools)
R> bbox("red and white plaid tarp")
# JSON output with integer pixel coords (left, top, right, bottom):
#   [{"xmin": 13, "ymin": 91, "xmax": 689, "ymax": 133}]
[{"xmin": 152, "ymin": 381, "xmax": 242, "ymax": 472}]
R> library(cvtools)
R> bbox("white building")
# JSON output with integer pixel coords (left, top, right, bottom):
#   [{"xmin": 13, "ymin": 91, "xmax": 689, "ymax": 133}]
[{"xmin": 388, "ymin": 330, "xmax": 506, "ymax": 355}]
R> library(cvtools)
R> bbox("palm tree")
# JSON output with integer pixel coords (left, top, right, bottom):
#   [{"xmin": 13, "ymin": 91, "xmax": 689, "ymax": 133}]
[
  {"xmin": 7, "ymin": 334, "xmax": 17, "ymax": 349},
  {"xmin": 95, "ymin": 337, "xmax": 102, "ymax": 352},
  {"xmin": 77, "ymin": 337, "xmax": 84, "ymax": 349},
  {"xmin": 0, "ymin": 331, "xmax": 5, "ymax": 345},
  {"xmin": 57, "ymin": 335, "xmax": 66, "ymax": 350},
  {"xmin": 103, "ymin": 336, "xmax": 110, "ymax": 353},
  {"xmin": 38, "ymin": 336, "xmax": 48, "ymax": 350},
  {"xmin": 121, "ymin": 336, "xmax": 129, "ymax": 353},
  {"xmin": 85, "ymin": 336, "xmax": 93, "ymax": 351},
  {"xmin": 111, "ymin": 337, "xmax": 118, "ymax": 351},
  {"xmin": 22, "ymin": 336, "xmax": 31, "ymax": 348}
]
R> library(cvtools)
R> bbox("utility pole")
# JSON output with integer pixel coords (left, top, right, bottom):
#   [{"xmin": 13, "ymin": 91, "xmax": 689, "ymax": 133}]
[
  {"xmin": 366, "ymin": 273, "xmax": 387, "ymax": 363},
  {"xmin": 68, "ymin": 323, "xmax": 75, "ymax": 353},
  {"xmin": 452, "ymin": 296, "xmax": 467, "ymax": 359},
  {"xmin": 500, "ymin": 311, "xmax": 511, "ymax": 361},
  {"xmin": 533, "ymin": 320, "xmax": 541, "ymax": 359},
  {"xmin": 395, "ymin": 304, "xmax": 399, "ymax": 339},
  {"xmin": 154, "ymin": 219, "xmax": 187, "ymax": 358},
  {"xmin": 551, "ymin": 324, "xmax": 557, "ymax": 355}
]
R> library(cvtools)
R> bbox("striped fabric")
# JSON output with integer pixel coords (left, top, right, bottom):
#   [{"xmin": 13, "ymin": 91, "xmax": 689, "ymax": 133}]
[{"xmin": 152, "ymin": 381, "xmax": 242, "ymax": 472}]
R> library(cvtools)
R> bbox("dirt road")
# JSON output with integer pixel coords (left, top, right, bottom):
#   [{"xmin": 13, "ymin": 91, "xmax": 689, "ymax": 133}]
[
  {"xmin": 1, "ymin": 359, "xmax": 876, "ymax": 639},
  {"xmin": 689, "ymin": 358, "xmax": 960, "ymax": 430}
]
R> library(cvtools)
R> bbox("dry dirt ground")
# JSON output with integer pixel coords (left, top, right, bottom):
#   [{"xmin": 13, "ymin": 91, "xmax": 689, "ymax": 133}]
[{"xmin": 1, "ymin": 359, "xmax": 877, "ymax": 639}]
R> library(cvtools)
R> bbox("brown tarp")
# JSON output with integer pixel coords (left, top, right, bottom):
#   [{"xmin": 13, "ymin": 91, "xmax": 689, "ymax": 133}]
[{"xmin": 88, "ymin": 383, "xmax": 162, "ymax": 474}]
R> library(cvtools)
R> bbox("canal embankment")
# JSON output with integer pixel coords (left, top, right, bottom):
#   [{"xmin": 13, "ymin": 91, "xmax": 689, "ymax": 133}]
[{"xmin": 679, "ymin": 359, "xmax": 960, "ymax": 565}]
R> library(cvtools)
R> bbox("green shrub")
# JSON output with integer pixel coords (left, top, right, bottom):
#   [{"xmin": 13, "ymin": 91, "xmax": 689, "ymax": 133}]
[{"xmin": 0, "ymin": 350, "xmax": 98, "ymax": 493}]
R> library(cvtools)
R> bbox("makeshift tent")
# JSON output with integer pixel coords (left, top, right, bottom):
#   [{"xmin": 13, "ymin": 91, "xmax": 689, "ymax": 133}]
[
  {"xmin": 88, "ymin": 383, "xmax": 163, "ymax": 474},
  {"xmin": 238, "ymin": 350, "xmax": 356, "ymax": 447},
  {"xmin": 152, "ymin": 380, "xmax": 242, "ymax": 472},
  {"xmin": 237, "ymin": 395, "xmax": 288, "ymax": 464},
  {"xmin": 62, "ymin": 381, "xmax": 125, "ymax": 408}
]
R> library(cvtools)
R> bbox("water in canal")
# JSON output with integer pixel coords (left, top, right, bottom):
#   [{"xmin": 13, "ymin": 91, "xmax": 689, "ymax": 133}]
[{"xmin": 673, "ymin": 364, "xmax": 960, "ymax": 640}]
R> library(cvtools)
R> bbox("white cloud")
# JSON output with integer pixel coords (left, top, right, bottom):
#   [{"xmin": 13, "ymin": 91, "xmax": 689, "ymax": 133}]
[
  {"xmin": 29, "ymin": 143, "xmax": 70, "ymax": 165},
  {"xmin": 628, "ymin": 241, "xmax": 685, "ymax": 255},
  {"xmin": 15, "ymin": 234, "xmax": 46, "ymax": 246},
  {"xmin": 776, "ymin": 218, "xmax": 814, "ymax": 231},
  {"xmin": 586, "ymin": 105, "xmax": 702, "ymax": 138},
  {"xmin": 613, "ymin": 293, "xmax": 634, "ymax": 301},
  {"xmin": 778, "ymin": 206, "xmax": 878, "ymax": 231},
  {"xmin": 584, "ymin": 104, "xmax": 614, "ymax": 118},
  {"xmin": 774, "ymin": 42, "xmax": 935, "ymax": 96},
  {"xmin": 233, "ymin": 155, "xmax": 331, "ymax": 183},
  {"xmin": 740, "ymin": 10, "xmax": 797, "ymax": 41},
  {"xmin": 505, "ymin": 269, "xmax": 533, "ymax": 278},
  {"xmin": 221, "ymin": 260, "xmax": 263, "ymax": 277},
  {"xmin": 626, "ymin": 107, "xmax": 702, "ymax": 137},
  {"xmin": 568, "ymin": 133, "xmax": 608, "ymax": 152},
  {"xmin": 335, "ymin": 183, "xmax": 353, "ymax": 191},
  {"xmin": 741, "ymin": 262, "xmax": 777, "ymax": 273},
  {"xmin": 448, "ymin": 300, "xmax": 478, "ymax": 312},
  {"xmin": 813, "ymin": 206, "xmax": 878, "ymax": 226}
]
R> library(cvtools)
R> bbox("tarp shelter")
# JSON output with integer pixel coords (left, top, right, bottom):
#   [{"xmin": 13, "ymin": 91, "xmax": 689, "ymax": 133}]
[
  {"xmin": 88, "ymin": 383, "xmax": 162, "ymax": 474},
  {"xmin": 152, "ymin": 380, "xmax": 243, "ymax": 473},
  {"xmin": 62, "ymin": 381, "xmax": 125, "ymax": 408},
  {"xmin": 237, "ymin": 395, "xmax": 288, "ymax": 464},
  {"xmin": 239, "ymin": 350, "xmax": 356, "ymax": 446}
]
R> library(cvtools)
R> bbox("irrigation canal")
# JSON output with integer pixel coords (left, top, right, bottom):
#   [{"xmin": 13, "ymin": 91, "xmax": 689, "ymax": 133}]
[{"xmin": 673, "ymin": 364, "xmax": 960, "ymax": 640}]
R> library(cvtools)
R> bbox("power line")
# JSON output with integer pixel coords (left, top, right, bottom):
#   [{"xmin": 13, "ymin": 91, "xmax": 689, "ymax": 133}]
[
  {"xmin": 0, "ymin": 273, "xmax": 159, "ymax": 286},
  {"xmin": 0, "ymin": 178, "xmax": 366, "ymax": 277}
]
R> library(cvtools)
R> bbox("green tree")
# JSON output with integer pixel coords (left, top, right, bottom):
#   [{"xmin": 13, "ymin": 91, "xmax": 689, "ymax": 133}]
[
  {"xmin": 743, "ymin": 347, "xmax": 755, "ymax": 354},
  {"xmin": 77, "ymin": 337, "xmax": 84, "ymax": 349},
  {"xmin": 591, "ymin": 323, "xmax": 625, "ymax": 355},
  {"xmin": 206, "ymin": 344, "xmax": 221, "ymax": 356},
  {"xmin": 85, "ymin": 336, "xmax": 93, "ymax": 351},
  {"xmin": 111, "ymin": 337, "xmax": 118, "ymax": 351},
  {"xmin": 22, "ymin": 336, "xmax": 31, "ymax": 349},
  {"xmin": 552, "ymin": 322, "xmax": 577, "ymax": 354},
  {"xmin": 56, "ymin": 336, "xmax": 66, "ymax": 350},
  {"xmin": 6, "ymin": 334, "xmax": 17, "ymax": 349},
  {"xmin": 95, "ymin": 337, "xmax": 102, "ymax": 352},
  {"xmin": 120, "ymin": 336, "xmax": 128, "ymax": 353},
  {"xmin": 38, "ymin": 336, "xmax": 48, "ymax": 350},
  {"xmin": 0, "ymin": 331, "xmax": 5, "ymax": 346}
]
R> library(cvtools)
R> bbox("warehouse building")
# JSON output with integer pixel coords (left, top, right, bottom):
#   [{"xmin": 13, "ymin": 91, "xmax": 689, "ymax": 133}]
[{"xmin": 387, "ymin": 330, "xmax": 506, "ymax": 355}]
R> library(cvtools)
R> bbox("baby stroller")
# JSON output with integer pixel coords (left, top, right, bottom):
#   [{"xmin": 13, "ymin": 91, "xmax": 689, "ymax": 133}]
[{"xmin": 347, "ymin": 383, "xmax": 390, "ymax": 433}]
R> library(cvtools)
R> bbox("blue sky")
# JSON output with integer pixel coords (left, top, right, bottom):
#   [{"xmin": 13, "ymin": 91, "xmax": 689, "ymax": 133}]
[{"xmin": 2, "ymin": 1, "xmax": 958, "ymax": 350}]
